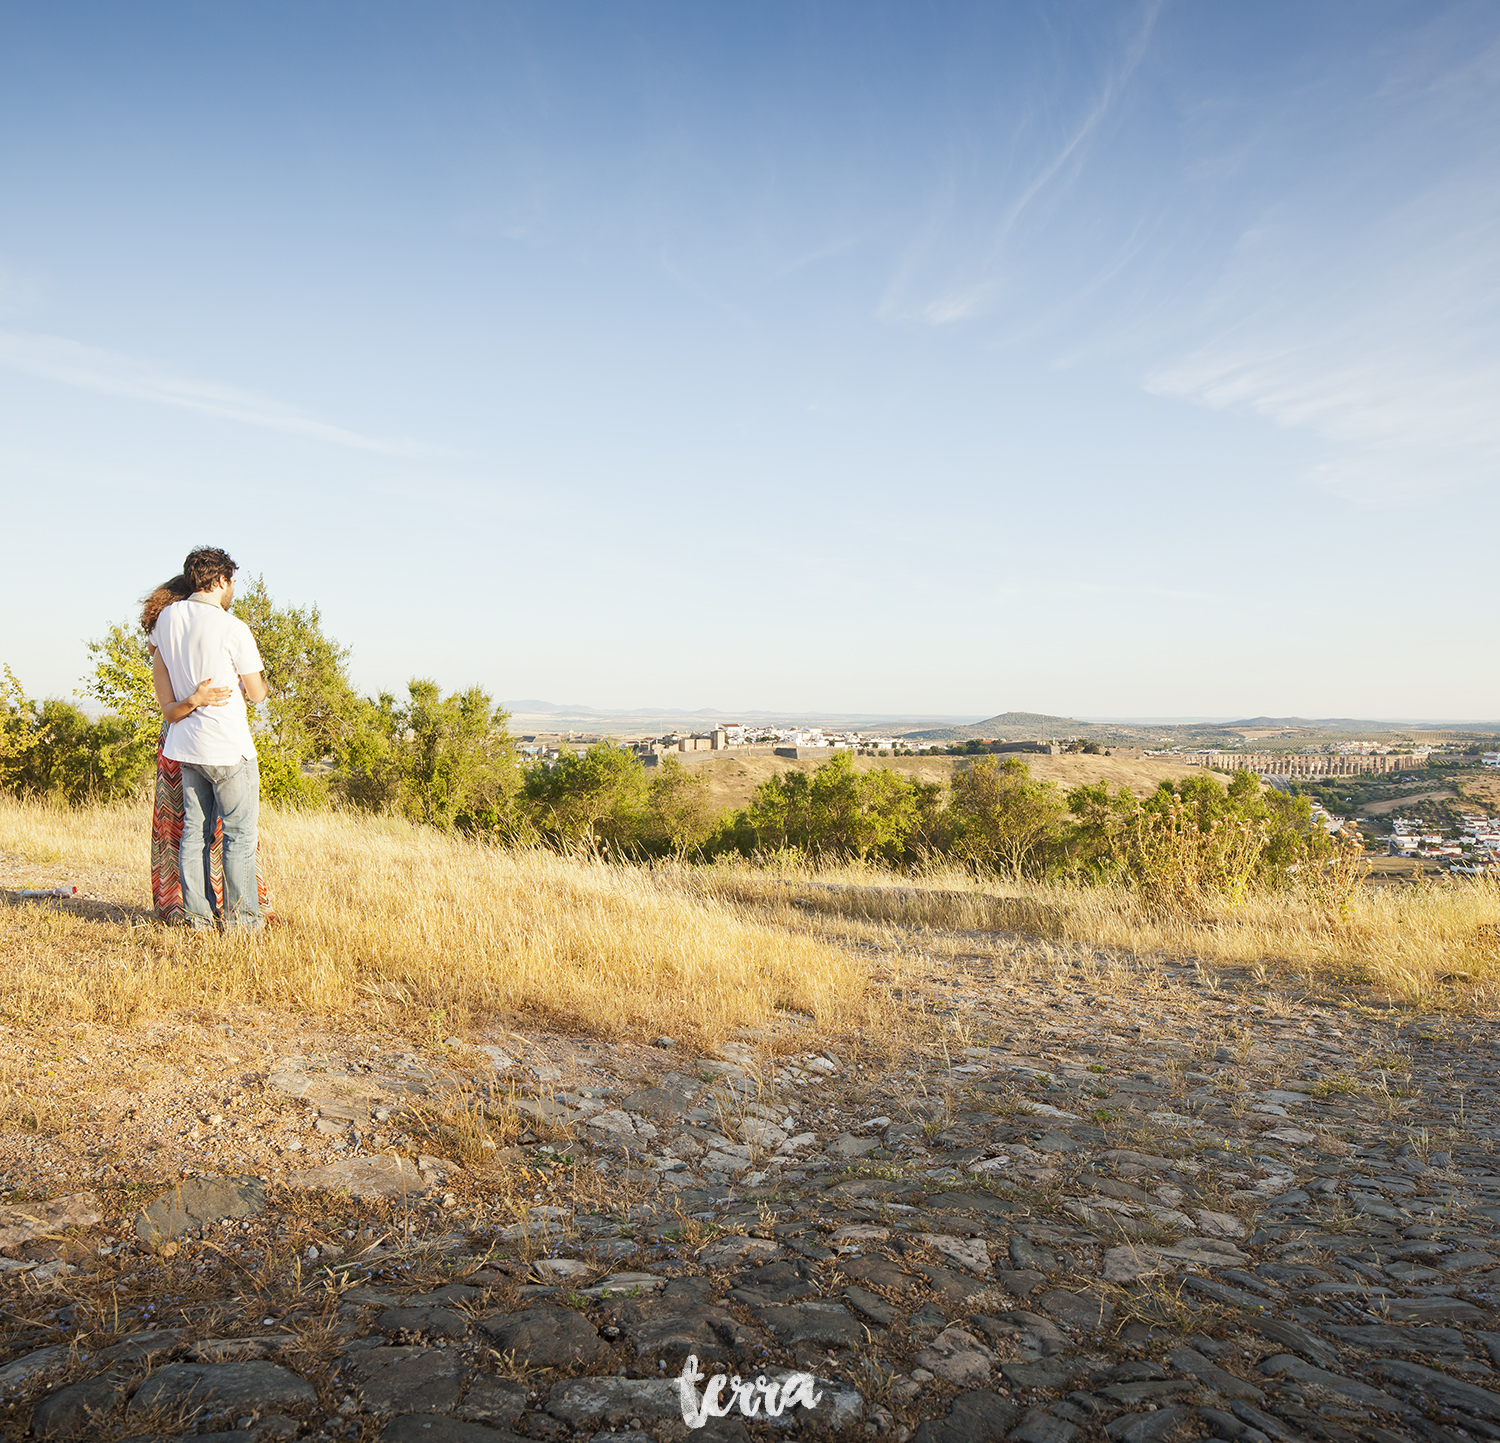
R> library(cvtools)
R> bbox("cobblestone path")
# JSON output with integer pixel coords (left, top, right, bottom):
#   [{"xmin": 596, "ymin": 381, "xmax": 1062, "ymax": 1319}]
[{"xmin": 2, "ymin": 953, "xmax": 1498, "ymax": 1443}]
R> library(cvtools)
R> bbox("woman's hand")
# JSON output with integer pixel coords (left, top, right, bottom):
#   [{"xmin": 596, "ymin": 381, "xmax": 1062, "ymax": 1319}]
[
  {"xmin": 185, "ymin": 678, "xmax": 234, "ymax": 710},
  {"xmin": 153, "ymin": 649, "xmax": 234, "ymax": 724}
]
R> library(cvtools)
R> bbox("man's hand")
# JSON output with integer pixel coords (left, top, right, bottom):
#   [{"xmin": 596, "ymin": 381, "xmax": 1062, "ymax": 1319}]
[{"xmin": 186, "ymin": 679, "xmax": 234, "ymax": 709}]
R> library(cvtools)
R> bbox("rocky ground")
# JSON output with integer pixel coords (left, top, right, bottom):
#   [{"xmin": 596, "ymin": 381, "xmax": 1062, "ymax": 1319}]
[{"xmin": 1, "ymin": 947, "xmax": 1499, "ymax": 1443}]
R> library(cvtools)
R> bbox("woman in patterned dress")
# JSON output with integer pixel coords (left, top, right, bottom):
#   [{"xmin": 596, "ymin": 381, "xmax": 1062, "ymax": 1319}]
[{"xmin": 142, "ymin": 577, "xmax": 273, "ymax": 924}]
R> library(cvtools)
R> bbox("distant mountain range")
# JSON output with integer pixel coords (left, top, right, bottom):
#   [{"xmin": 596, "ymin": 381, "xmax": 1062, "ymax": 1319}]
[
  {"xmin": 900, "ymin": 711, "xmax": 1500, "ymax": 745},
  {"xmin": 501, "ymin": 700, "xmax": 1497, "ymax": 744}
]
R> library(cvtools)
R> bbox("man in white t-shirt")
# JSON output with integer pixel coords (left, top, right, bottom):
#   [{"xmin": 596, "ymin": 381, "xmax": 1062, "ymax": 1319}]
[{"xmin": 150, "ymin": 546, "xmax": 269, "ymax": 932}]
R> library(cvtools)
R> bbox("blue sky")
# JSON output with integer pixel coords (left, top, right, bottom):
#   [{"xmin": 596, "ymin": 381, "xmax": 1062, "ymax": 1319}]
[{"xmin": 2, "ymin": 1, "xmax": 1497, "ymax": 720}]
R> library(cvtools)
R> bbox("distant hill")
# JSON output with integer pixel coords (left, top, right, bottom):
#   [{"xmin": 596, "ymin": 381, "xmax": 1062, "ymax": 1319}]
[
  {"xmin": 977, "ymin": 711, "xmax": 1083, "ymax": 731},
  {"xmin": 503, "ymin": 701, "xmax": 1495, "ymax": 745},
  {"xmin": 503, "ymin": 700, "xmax": 607, "ymax": 717},
  {"xmin": 902, "ymin": 710, "xmax": 1498, "ymax": 747},
  {"xmin": 1227, "ymin": 716, "xmax": 1396, "ymax": 730},
  {"xmin": 902, "ymin": 710, "xmax": 1105, "ymax": 743}
]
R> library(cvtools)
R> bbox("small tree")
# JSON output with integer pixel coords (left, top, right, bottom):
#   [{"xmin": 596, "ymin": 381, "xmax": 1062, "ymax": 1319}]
[
  {"xmin": 835, "ymin": 761, "xmax": 919, "ymax": 862},
  {"xmin": 739, "ymin": 767, "xmax": 813, "ymax": 854},
  {"xmin": 332, "ymin": 692, "xmax": 408, "ymax": 814},
  {"xmin": 81, "ymin": 625, "xmax": 157, "ymax": 741},
  {"xmin": 0, "ymin": 666, "xmax": 39, "ymax": 792},
  {"xmin": 733, "ymin": 753, "xmax": 923, "ymax": 862},
  {"xmin": 405, "ymin": 680, "xmax": 518, "ymax": 830},
  {"xmin": 1063, "ymin": 779, "xmax": 1138, "ymax": 880},
  {"xmin": 644, "ymin": 757, "xmax": 715, "ymax": 857},
  {"xmin": 523, "ymin": 742, "xmax": 649, "ymax": 850},
  {"xmin": 948, "ymin": 757, "xmax": 1066, "ymax": 878},
  {"xmin": 8, "ymin": 699, "xmax": 154, "ymax": 803},
  {"xmin": 333, "ymin": 680, "xmax": 520, "ymax": 831},
  {"xmin": 233, "ymin": 576, "xmax": 361, "ymax": 806}
]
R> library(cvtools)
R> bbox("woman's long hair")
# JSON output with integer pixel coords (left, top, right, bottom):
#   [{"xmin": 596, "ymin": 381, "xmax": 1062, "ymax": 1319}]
[{"xmin": 141, "ymin": 575, "xmax": 191, "ymax": 637}]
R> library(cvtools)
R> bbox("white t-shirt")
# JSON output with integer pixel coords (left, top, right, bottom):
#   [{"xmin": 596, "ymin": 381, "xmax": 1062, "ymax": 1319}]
[{"xmin": 151, "ymin": 600, "xmax": 264, "ymax": 765}]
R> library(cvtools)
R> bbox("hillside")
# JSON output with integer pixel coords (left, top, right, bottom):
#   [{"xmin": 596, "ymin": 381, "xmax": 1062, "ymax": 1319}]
[
  {"xmin": 898, "ymin": 710, "xmax": 1237, "ymax": 746},
  {"xmin": 899, "ymin": 709, "xmax": 1086, "ymax": 743},
  {"xmin": 671, "ymin": 749, "xmax": 1220, "ymax": 813},
  {"xmin": 900, "ymin": 711, "xmax": 1498, "ymax": 748}
]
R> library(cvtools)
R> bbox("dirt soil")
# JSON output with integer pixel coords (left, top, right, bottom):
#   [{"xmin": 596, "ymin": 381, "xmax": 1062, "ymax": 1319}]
[
  {"xmin": 1, "ymin": 896, "xmax": 1496, "ymax": 1443},
  {"xmin": 1461, "ymin": 774, "xmax": 1500, "ymax": 811},
  {"xmin": 1360, "ymin": 790, "xmax": 1459, "ymax": 816}
]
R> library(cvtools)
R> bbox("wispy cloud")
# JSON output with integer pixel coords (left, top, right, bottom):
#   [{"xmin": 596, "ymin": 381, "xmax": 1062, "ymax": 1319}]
[
  {"xmin": 0, "ymin": 329, "xmax": 447, "ymax": 456},
  {"xmin": 985, "ymin": 0, "xmax": 1163, "ymax": 257},
  {"xmin": 880, "ymin": 0, "xmax": 1164, "ymax": 327},
  {"xmin": 773, "ymin": 230, "xmax": 875, "ymax": 280},
  {"xmin": 1144, "ymin": 165, "xmax": 1500, "ymax": 504}
]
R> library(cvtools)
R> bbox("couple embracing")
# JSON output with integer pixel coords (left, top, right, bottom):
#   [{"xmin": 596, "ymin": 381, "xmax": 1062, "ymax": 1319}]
[{"xmin": 143, "ymin": 546, "xmax": 270, "ymax": 933}]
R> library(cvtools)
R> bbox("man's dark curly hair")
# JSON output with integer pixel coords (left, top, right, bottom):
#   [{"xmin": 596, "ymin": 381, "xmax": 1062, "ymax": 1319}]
[{"xmin": 182, "ymin": 546, "xmax": 237, "ymax": 594}]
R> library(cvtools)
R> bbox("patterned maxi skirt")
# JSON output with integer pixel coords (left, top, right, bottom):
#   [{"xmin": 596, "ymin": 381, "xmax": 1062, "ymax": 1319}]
[{"xmin": 150, "ymin": 737, "xmax": 273, "ymax": 924}]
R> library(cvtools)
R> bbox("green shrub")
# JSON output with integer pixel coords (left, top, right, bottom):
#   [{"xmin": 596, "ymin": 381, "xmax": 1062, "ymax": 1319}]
[
  {"xmin": 522, "ymin": 740, "xmax": 648, "ymax": 849},
  {"xmin": 729, "ymin": 751, "xmax": 925, "ymax": 863},
  {"xmin": 643, "ymin": 757, "xmax": 716, "ymax": 857},
  {"xmin": 5, "ymin": 698, "xmax": 155, "ymax": 804},
  {"xmin": 948, "ymin": 756, "xmax": 1067, "ymax": 878},
  {"xmin": 337, "ymin": 680, "xmax": 520, "ymax": 831}
]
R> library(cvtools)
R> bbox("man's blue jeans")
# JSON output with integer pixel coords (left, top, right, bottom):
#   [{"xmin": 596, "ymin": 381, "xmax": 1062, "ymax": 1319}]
[{"xmin": 179, "ymin": 756, "xmax": 262, "ymax": 933}]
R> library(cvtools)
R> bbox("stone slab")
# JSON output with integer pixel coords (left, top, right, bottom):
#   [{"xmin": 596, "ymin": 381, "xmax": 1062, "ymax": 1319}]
[
  {"xmin": 286, "ymin": 1156, "xmax": 429, "ymax": 1201},
  {"xmin": 0, "ymin": 1193, "xmax": 100, "ymax": 1249},
  {"xmin": 342, "ymin": 1346, "xmax": 465, "ymax": 1416},
  {"xmin": 127, "ymin": 1361, "xmax": 317, "ymax": 1420},
  {"xmin": 134, "ymin": 1176, "xmax": 265, "ymax": 1244}
]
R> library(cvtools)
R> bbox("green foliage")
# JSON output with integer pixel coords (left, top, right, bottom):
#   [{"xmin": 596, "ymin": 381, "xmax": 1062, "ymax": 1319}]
[
  {"xmin": 732, "ymin": 751, "xmax": 925, "ymax": 862},
  {"xmin": 406, "ymin": 681, "xmax": 519, "ymax": 830},
  {"xmin": 255, "ymin": 749, "xmax": 327, "ymax": 810},
  {"xmin": 81, "ymin": 624, "xmax": 157, "ymax": 740},
  {"xmin": 6, "ymin": 699, "xmax": 155, "ymax": 804},
  {"xmin": 905, "ymin": 778, "xmax": 949, "ymax": 858},
  {"xmin": 1118, "ymin": 799, "xmax": 1267, "ymax": 915},
  {"xmin": 1138, "ymin": 771, "xmax": 1333, "ymax": 882},
  {"xmin": 3, "ymin": 665, "xmax": 155, "ymax": 803},
  {"xmin": 331, "ymin": 691, "xmax": 406, "ymax": 815},
  {"xmin": 336, "ymin": 680, "xmax": 520, "ymax": 831},
  {"xmin": 948, "ymin": 756, "xmax": 1067, "ymax": 877},
  {"xmin": 643, "ymin": 757, "xmax": 716, "ymax": 856},
  {"xmin": 1062, "ymin": 779, "xmax": 1139, "ymax": 879},
  {"xmin": 1068, "ymin": 768, "xmax": 1347, "ymax": 912},
  {"xmin": 232, "ymin": 576, "xmax": 361, "ymax": 805},
  {"xmin": 0, "ymin": 666, "xmax": 40, "ymax": 791},
  {"xmin": 523, "ymin": 741, "xmax": 649, "ymax": 849}
]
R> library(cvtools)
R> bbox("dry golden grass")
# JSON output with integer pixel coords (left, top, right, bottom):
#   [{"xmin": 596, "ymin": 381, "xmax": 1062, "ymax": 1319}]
[
  {"xmin": 688, "ymin": 855, "xmax": 1500, "ymax": 1010},
  {"xmin": 0, "ymin": 797, "xmax": 883, "ymax": 1045},
  {"xmin": 5, "ymin": 794, "xmax": 1495, "ymax": 1056},
  {"xmin": 1461, "ymin": 772, "xmax": 1500, "ymax": 812}
]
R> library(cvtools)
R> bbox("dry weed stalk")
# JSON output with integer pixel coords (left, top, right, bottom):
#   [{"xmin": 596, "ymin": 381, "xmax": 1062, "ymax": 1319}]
[
  {"xmin": 0, "ymin": 798, "xmax": 877, "ymax": 1044},
  {"xmin": 688, "ymin": 852, "xmax": 1500, "ymax": 1010},
  {"xmin": 7, "ymin": 795, "xmax": 1498, "ymax": 1041}
]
